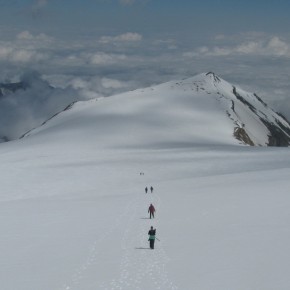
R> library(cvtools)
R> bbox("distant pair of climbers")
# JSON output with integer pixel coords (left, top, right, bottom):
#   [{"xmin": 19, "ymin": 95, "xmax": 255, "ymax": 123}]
[{"xmin": 145, "ymin": 186, "xmax": 154, "ymax": 194}]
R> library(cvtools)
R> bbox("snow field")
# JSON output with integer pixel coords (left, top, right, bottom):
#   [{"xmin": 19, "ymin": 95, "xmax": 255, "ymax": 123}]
[{"xmin": 2, "ymin": 143, "xmax": 290, "ymax": 289}]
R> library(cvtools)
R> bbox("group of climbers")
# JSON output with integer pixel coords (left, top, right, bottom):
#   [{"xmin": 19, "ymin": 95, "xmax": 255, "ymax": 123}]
[
  {"xmin": 145, "ymin": 186, "xmax": 154, "ymax": 194},
  {"xmin": 146, "ymin": 186, "xmax": 156, "ymax": 249}
]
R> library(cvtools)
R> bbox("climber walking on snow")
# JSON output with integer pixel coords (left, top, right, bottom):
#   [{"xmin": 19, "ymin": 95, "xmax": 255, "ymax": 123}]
[
  {"xmin": 145, "ymin": 187, "xmax": 148, "ymax": 194},
  {"xmin": 148, "ymin": 226, "xmax": 156, "ymax": 249},
  {"xmin": 148, "ymin": 203, "xmax": 156, "ymax": 219},
  {"xmin": 150, "ymin": 186, "xmax": 154, "ymax": 193}
]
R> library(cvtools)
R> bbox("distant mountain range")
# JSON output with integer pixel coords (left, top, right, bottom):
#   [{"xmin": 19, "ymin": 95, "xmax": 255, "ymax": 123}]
[{"xmin": 18, "ymin": 72, "xmax": 290, "ymax": 148}]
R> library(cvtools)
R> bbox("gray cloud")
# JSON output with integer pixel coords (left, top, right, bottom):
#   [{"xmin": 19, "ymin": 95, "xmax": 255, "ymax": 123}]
[
  {"xmin": 0, "ymin": 31, "xmax": 54, "ymax": 65},
  {"xmin": 0, "ymin": 70, "xmax": 100, "ymax": 141},
  {"xmin": 0, "ymin": 71, "xmax": 90, "ymax": 140}
]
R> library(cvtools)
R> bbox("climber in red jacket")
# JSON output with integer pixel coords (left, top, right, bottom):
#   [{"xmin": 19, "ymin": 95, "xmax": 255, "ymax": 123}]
[{"xmin": 148, "ymin": 203, "xmax": 156, "ymax": 219}]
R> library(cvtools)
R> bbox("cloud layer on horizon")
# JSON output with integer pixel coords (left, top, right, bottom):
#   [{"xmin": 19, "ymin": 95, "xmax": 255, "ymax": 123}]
[{"xmin": 184, "ymin": 36, "xmax": 290, "ymax": 58}]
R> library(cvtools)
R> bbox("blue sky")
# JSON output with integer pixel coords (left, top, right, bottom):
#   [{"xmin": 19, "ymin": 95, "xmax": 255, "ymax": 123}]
[
  {"xmin": 0, "ymin": 0, "xmax": 290, "ymax": 126},
  {"xmin": 1, "ymin": 0, "xmax": 290, "ymax": 36}
]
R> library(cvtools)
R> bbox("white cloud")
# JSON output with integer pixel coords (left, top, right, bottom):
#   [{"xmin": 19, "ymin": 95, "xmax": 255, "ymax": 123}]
[
  {"xmin": 234, "ymin": 37, "xmax": 289, "ymax": 56},
  {"xmin": 214, "ymin": 34, "xmax": 226, "ymax": 40},
  {"xmin": 16, "ymin": 31, "xmax": 53, "ymax": 42},
  {"xmin": 235, "ymin": 41, "xmax": 260, "ymax": 54},
  {"xmin": 89, "ymin": 52, "xmax": 127, "ymax": 65},
  {"xmin": 152, "ymin": 39, "xmax": 178, "ymax": 50},
  {"xmin": 101, "ymin": 78, "xmax": 128, "ymax": 89},
  {"xmin": 12, "ymin": 50, "xmax": 42, "ymax": 63},
  {"xmin": 65, "ymin": 76, "xmax": 133, "ymax": 100},
  {"xmin": 0, "ymin": 46, "xmax": 12, "ymax": 59},
  {"xmin": 17, "ymin": 31, "xmax": 35, "ymax": 40},
  {"xmin": 99, "ymin": 32, "xmax": 142, "ymax": 44},
  {"xmin": 266, "ymin": 37, "xmax": 289, "ymax": 56},
  {"xmin": 184, "ymin": 36, "xmax": 290, "ymax": 58},
  {"xmin": 69, "ymin": 77, "xmax": 102, "ymax": 99},
  {"xmin": 0, "ymin": 43, "xmax": 48, "ymax": 63},
  {"xmin": 183, "ymin": 46, "xmax": 209, "ymax": 57}
]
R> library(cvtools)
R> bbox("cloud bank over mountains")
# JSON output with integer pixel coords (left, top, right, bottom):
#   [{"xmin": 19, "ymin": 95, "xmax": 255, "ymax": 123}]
[
  {"xmin": 0, "ymin": 72, "xmax": 86, "ymax": 141},
  {"xmin": 0, "ymin": 28, "xmax": 290, "ymax": 140}
]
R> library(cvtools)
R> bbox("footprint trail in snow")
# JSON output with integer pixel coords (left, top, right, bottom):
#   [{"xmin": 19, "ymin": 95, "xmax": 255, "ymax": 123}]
[{"xmin": 100, "ymin": 192, "xmax": 178, "ymax": 290}]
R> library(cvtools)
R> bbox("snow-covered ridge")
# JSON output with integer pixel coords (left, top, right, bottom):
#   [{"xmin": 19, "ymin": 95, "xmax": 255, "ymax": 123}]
[{"xmin": 23, "ymin": 72, "xmax": 290, "ymax": 147}]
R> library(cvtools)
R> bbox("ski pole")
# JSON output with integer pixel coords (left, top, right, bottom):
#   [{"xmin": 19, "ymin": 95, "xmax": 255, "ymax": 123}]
[{"xmin": 156, "ymin": 237, "xmax": 160, "ymax": 242}]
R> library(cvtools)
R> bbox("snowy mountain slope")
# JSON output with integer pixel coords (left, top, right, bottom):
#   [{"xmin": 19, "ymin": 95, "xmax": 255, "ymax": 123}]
[
  {"xmin": 23, "ymin": 72, "xmax": 290, "ymax": 148},
  {"xmin": 2, "ymin": 73, "xmax": 290, "ymax": 290},
  {"xmin": 2, "ymin": 121, "xmax": 290, "ymax": 289}
]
